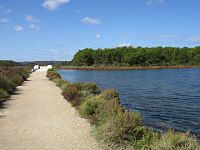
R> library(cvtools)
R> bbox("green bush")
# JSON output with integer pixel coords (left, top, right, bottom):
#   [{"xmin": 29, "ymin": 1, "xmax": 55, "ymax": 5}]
[
  {"xmin": 0, "ymin": 88, "xmax": 8, "ymax": 102},
  {"xmin": 0, "ymin": 74, "xmax": 16, "ymax": 92},
  {"xmin": 79, "ymin": 90, "xmax": 124, "ymax": 125},
  {"xmin": 96, "ymin": 111, "xmax": 142, "ymax": 146},
  {"xmin": 130, "ymin": 126, "xmax": 159, "ymax": 149},
  {"xmin": 0, "ymin": 66, "xmax": 30, "ymax": 102},
  {"xmin": 69, "ymin": 82, "xmax": 100, "ymax": 94},
  {"xmin": 10, "ymin": 74, "xmax": 24, "ymax": 86},
  {"xmin": 82, "ymin": 83, "xmax": 100, "ymax": 94},
  {"xmin": 149, "ymin": 130, "xmax": 200, "ymax": 150},
  {"xmin": 18, "ymin": 68, "xmax": 30, "ymax": 80},
  {"xmin": 79, "ymin": 95, "xmax": 101, "ymax": 124},
  {"xmin": 60, "ymin": 81, "xmax": 71, "ymax": 91},
  {"xmin": 101, "ymin": 89, "xmax": 119, "ymax": 101},
  {"xmin": 62, "ymin": 84, "xmax": 83, "ymax": 107},
  {"xmin": 46, "ymin": 68, "xmax": 61, "ymax": 80},
  {"xmin": 79, "ymin": 97, "xmax": 100, "ymax": 118},
  {"xmin": 80, "ymin": 90, "xmax": 145, "ymax": 147},
  {"xmin": 52, "ymin": 78, "xmax": 63, "ymax": 86},
  {"xmin": 61, "ymin": 82, "xmax": 100, "ymax": 108}
]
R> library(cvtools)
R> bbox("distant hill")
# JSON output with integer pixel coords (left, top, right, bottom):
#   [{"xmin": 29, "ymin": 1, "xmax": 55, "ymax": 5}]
[
  {"xmin": 0, "ymin": 60, "xmax": 21, "ymax": 67},
  {"xmin": 20, "ymin": 61, "xmax": 69, "ymax": 66}
]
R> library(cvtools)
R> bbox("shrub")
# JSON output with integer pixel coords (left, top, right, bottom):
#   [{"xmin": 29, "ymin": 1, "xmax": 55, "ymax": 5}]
[
  {"xmin": 0, "ymin": 88, "xmax": 8, "ymax": 102},
  {"xmin": 60, "ymin": 81, "xmax": 71, "ymax": 91},
  {"xmin": 79, "ymin": 97, "xmax": 100, "ymax": 118},
  {"xmin": 96, "ymin": 111, "xmax": 142, "ymax": 146},
  {"xmin": 0, "ymin": 66, "xmax": 30, "ymax": 102},
  {"xmin": 82, "ymin": 83, "xmax": 100, "ymax": 94},
  {"xmin": 46, "ymin": 68, "xmax": 61, "ymax": 80},
  {"xmin": 101, "ymin": 89, "xmax": 119, "ymax": 101},
  {"xmin": 80, "ymin": 91, "xmax": 144, "ymax": 147},
  {"xmin": 79, "ymin": 90, "xmax": 124, "ymax": 125},
  {"xmin": 62, "ymin": 84, "xmax": 83, "ymax": 107},
  {"xmin": 130, "ymin": 126, "xmax": 159, "ymax": 149},
  {"xmin": 0, "ymin": 74, "xmax": 16, "ymax": 92},
  {"xmin": 149, "ymin": 130, "xmax": 200, "ymax": 150},
  {"xmin": 70, "ymin": 82, "xmax": 100, "ymax": 94},
  {"xmin": 10, "ymin": 74, "xmax": 24, "ymax": 86},
  {"xmin": 17, "ymin": 67, "xmax": 30, "ymax": 80},
  {"xmin": 52, "ymin": 78, "xmax": 64, "ymax": 86},
  {"xmin": 61, "ymin": 82, "xmax": 100, "ymax": 108}
]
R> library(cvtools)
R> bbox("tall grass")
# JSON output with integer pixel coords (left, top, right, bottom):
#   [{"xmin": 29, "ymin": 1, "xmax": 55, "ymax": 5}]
[{"xmin": 47, "ymin": 68, "xmax": 200, "ymax": 150}]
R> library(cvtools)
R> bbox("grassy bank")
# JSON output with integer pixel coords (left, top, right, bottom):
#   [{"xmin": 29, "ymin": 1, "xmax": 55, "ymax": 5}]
[
  {"xmin": 47, "ymin": 68, "xmax": 200, "ymax": 150},
  {"xmin": 0, "ymin": 66, "xmax": 31, "ymax": 103},
  {"xmin": 58, "ymin": 65, "xmax": 200, "ymax": 71}
]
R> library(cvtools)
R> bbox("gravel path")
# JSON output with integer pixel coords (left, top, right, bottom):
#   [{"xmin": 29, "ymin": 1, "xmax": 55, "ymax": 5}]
[{"xmin": 0, "ymin": 67, "xmax": 101, "ymax": 150}]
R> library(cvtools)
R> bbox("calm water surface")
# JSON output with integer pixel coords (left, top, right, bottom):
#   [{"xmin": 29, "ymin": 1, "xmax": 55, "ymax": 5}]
[{"xmin": 59, "ymin": 68, "xmax": 200, "ymax": 137}]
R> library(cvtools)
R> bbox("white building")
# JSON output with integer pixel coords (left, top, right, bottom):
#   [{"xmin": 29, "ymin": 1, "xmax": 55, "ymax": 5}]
[{"xmin": 47, "ymin": 65, "xmax": 52, "ymax": 69}]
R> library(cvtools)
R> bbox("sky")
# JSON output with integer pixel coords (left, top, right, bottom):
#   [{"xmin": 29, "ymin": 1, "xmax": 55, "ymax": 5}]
[{"xmin": 0, "ymin": 0, "xmax": 200, "ymax": 61}]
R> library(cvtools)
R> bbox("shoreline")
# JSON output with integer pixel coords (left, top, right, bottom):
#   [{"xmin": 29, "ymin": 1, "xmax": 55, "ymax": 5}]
[
  {"xmin": 47, "ymin": 68, "xmax": 200, "ymax": 149},
  {"xmin": 58, "ymin": 65, "xmax": 200, "ymax": 71}
]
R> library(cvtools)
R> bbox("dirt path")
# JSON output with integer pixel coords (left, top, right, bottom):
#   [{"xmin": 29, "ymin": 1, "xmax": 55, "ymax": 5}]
[{"xmin": 0, "ymin": 67, "xmax": 101, "ymax": 150}]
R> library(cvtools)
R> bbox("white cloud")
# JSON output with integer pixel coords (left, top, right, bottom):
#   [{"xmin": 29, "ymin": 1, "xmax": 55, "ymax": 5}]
[
  {"xmin": 158, "ymin": 34, "xmax": 176, "ymax": 39},
  {"xmin": 42, "ymin": 0, "xmax": 70, "ymax": 11},
  {"xmin": 14, "ymin": 25, "xmax": 24, "ymax": 32},
  {"xmin": 117, "ymin": 43, "xmax": 132, "ymax": 47},
  {"xmin": 7, "ymin": 9, "xmax": 11, "ymax": 13},
  {"xmin": 95, "ymin": 33, "xmax": 101, "ymax": 39},
  {"xmin": 25, "ymin": 15, "xmax": 40, "ymax": 23},
  {"xmin": 146, "ymin": 0, "xmax": 164, "ymax": 5},
  {"xmin": 185, "ymin": 36, "xmax": 200, "ymax": 43},
  {"xmin": 0, "ymin": 17, "xmax": 9, "ymax": 23},
  {"xmin": 51, "ymin": 49, "xmax": 58, "ymax": 53},
  {"xmin": 81, "ymin": 17, "xmax": 101, "ymax": 25},
  {"xmin": 29, "ymin": 24, "xmax": 40, "ymax": 30}
]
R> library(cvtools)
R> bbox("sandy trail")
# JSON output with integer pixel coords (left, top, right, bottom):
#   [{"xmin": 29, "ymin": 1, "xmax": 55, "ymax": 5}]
[{"xmin": 0, "ymin": 66, "xmax": 101, "ymax": 150}]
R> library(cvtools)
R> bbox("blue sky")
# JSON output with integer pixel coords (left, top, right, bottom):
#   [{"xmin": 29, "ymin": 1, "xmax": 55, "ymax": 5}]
[{"xmin": 0, "ymin": 0, "xmax": 200, "ymax": 61}]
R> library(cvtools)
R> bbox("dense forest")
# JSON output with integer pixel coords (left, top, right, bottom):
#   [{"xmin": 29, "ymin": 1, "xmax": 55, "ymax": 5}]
[{"xmin": 72, "ymin": 47, "xmax": 200, "ymax": 66}]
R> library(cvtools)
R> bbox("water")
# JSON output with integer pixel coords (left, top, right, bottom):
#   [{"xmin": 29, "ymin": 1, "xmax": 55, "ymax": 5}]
[{"xmin": 59, "ymin": 68, "xmax": 200, "ymax": 137}]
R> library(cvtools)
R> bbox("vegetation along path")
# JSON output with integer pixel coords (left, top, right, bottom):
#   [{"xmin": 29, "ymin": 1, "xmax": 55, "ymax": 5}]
[{"xmin": 0, "ymin": 66, "xmax": 101, "ymax": 150}]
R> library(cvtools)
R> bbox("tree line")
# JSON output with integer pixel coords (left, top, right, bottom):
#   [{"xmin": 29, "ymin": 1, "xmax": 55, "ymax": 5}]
[{"xmin": 71, "ymin": 46, "xmax": 200, "ymax": 66}]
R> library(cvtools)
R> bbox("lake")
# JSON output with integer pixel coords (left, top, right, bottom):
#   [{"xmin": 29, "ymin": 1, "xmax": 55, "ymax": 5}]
[{"xmin": 59, "ymin": 68, "xmax": 200, "ymax": 138}]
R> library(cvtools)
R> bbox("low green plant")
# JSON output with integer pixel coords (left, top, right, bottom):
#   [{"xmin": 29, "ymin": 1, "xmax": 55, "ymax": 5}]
[
  {"xmin": 0, "ymin": 66, "xmax": 30, "ymax": 102},
  {"xmin": 149, "ymin": 130, "xmax": 200, "ymax": 150},
  {"xmin": 95, "ymin": 111, "xmax": 142, "ymax": 146},
  {"xmin": 82, "ymin": 83, "xmax": 100, "ymax": 94},
  {"xmin": 130, "ymin": 126, "xmax": 159, "ymax": 149},
  {"xmin": 62, "ymin": 84, "xmax": 83, "ymax": 107},
  {"xmin": 0, "ymin": 88, "xmax": 8, "ymax": 102},
  {"xmin": 10, "ymin": 74, "xmax": 24, "ymax": 86},
  {"xmin": 0, "ymin": 74, "xmax": 16, "ymax": 92},
  {"xmin": 101, "ymin": 89, "xmax": 119, "ymax": 101},
  {"xmin": 60, "ymin": 81, "xmax": 71, "ymax": 91},
  {"xmin": 79, "ymin": 97, "xmax": 100, "ymax": 118},
  {"xmin": 52, "ymin": 78, "xmax": 68, "ymax": 87},
  {"xmin": 46, "ymin": 68, "xmax": 61, "ymax": 80}
]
